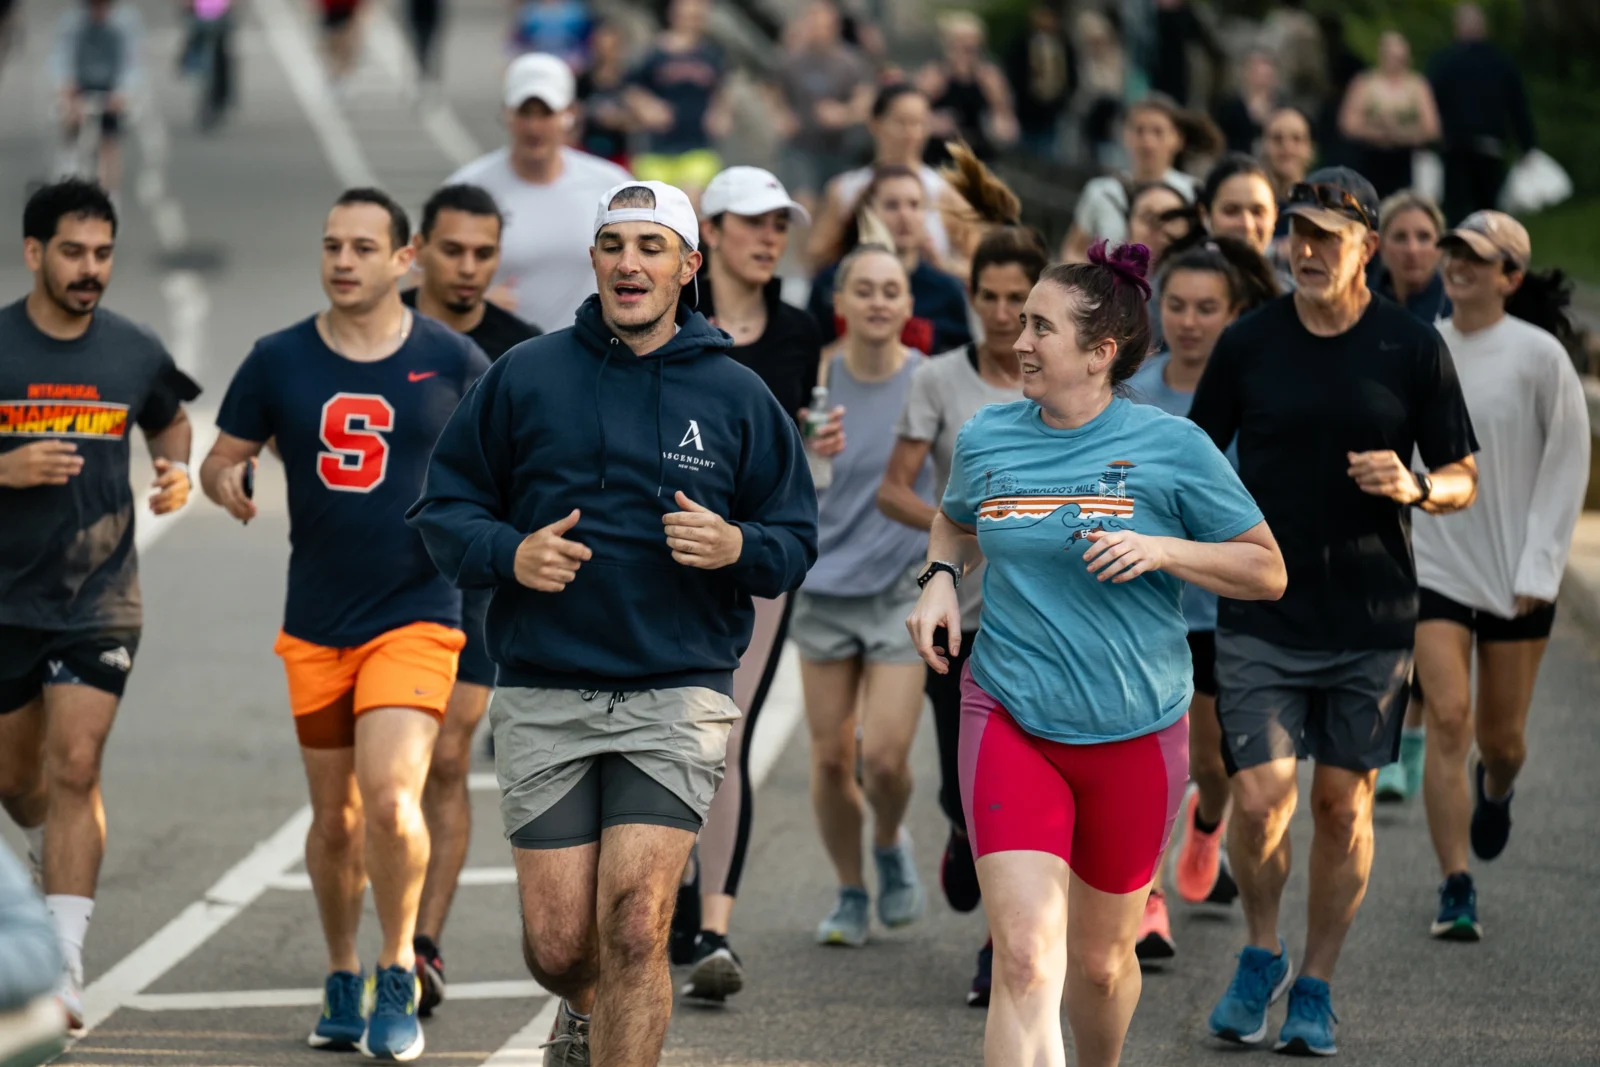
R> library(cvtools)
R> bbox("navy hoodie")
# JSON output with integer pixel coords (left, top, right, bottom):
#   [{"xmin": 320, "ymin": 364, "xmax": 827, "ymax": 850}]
[{"xmin": 407, "ymin": 296, "xmax": 818, "ymax": 695}]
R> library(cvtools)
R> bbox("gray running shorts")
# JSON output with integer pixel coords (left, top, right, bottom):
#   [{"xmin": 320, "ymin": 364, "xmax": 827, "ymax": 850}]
[
  {"xmin": 1214, "ymin": 630, "xmax": 1413, "ymax": 774},
  {"xmin": 490, "ymin": 685, "xmax": 739, "ymax": 848},
  {"xmin": 790, "ymin": 564, "xmax": 923, "ymax": 664}
]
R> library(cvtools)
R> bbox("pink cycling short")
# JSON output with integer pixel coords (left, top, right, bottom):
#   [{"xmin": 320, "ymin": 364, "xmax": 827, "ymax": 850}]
[{"xmin": 959, "ymin": 665, "xmax": 1189, "ymax": 895}]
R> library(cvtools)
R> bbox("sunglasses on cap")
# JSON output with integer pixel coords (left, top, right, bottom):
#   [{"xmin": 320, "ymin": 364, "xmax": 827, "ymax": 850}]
[{"xmin": 1287, "ymin": 182, "xmax": 1374, "ymax": 230}]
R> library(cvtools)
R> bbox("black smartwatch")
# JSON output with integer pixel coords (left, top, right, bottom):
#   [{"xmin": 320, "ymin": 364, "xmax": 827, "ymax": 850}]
[
  {"xmin": 1411, "ymin": 470, "xmax": 1433, "ymax": 507},
  {"xmin": 918, "ymin": 560, "xmax": 962, "ymax": 589}
]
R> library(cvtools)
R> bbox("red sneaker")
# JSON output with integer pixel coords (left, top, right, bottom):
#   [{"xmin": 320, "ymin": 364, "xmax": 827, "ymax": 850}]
[
  {"xmin": 1176, "ymin": 791, "xmax": 1224, "ymax": 904},
  {"xmin": 1135, "ymin": 889, "xmax": 1176, "ymax": 962}
]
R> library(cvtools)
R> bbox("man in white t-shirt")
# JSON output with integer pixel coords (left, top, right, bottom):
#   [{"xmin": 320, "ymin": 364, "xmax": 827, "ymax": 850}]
[{"xmin": 448, "ymin": 53, "xmax": 631, "ymax": 333}]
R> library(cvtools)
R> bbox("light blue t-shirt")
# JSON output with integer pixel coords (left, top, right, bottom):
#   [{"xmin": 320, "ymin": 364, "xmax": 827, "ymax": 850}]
[
  {"xmin": 941, "ymin": 397, "xmax": 1262, "ymax": 744},
  {"xmin": 1125, "ymin": 353, "xmax": 1240, "ymax": 633},
  {"xmin": 804, "ymin": 352, "xmax": 934, "ymax": 597}
]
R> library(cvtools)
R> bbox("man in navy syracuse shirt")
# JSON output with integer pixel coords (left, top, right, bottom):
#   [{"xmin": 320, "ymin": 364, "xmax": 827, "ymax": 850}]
[
  {"xmin": 408, "ymin": 180, "xmax": 816, "ymax": 1067},
  {"xmin": 200, "ymin": 188, "xmax": 489, "ymax": 1062}
]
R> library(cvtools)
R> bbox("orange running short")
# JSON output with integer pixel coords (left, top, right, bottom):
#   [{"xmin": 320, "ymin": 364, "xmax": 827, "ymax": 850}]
[{"xmin": 274, "ymin": 622, "xmax": 465, "ymax": 748}]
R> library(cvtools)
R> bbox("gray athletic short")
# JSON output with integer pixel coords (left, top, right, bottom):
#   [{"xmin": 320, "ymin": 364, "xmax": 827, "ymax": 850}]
[
  {"xmin": 489, "ymin": 686, "xmax": 739, "ymax": 849},
  {"xmin": 1214, "ymin": 630, "xmax": 1413, "ymax": 774},
  {"xmin": 789, "ymin": 564, "xmax": 923, "ymax": 664}
]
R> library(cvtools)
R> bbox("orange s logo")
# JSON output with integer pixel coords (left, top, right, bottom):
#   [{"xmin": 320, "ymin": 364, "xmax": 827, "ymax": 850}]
[{"xmin": 317, "ymin": 392, "xmax": 394, "ymax": 492}]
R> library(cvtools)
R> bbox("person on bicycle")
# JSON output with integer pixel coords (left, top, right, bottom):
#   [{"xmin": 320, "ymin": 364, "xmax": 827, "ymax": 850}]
[{"xmin": 51, "ymin": 0, "xmax": 141, "ymax": 196}]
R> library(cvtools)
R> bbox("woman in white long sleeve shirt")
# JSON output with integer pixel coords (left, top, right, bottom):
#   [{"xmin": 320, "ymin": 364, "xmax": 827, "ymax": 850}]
[{"xmin": 1412, "ymin": 211, "xmax": 1590, "ymax": 943}]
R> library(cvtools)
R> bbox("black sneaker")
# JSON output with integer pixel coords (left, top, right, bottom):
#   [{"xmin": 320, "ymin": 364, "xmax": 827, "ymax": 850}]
[
  {"xmin": 940, "ymin": 828, "xmax": 982, "ymax": 913},
  {"xmin": 680, "ymin": 932, "xmax": 744, "ymax": 1002},
  {"xmin": 1205, "ymin": 862, "xmax": 1240, "ymax": 906},
  {"xmin": 669, "ymin": 856, "xmax": 701, "ymax": 966},
  {"xmin": 414, "ymin": 935, "xmax": 445, "ymax": 1018},
  {"xmin": 1470, "ymin": 759, "xmax": 1513, "ymax": 861},
  {"xmin": 967, "ymin": 939, "xmax": 992, "ymax": 1007}
]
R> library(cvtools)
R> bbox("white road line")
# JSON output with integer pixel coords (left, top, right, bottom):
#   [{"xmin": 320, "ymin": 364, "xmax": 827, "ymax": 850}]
[
  {"xmin": 126, "ymin": 980, "xmax": 545, "ymax": 1012},
  {"xmin": 134, "ymin": 410, "xmax": 219, "ymax": 554},
  {"xmin": 250, "ymin": 0, "xmax": 378, "ymax": 187},
  {"xmin": 267, "ymin": 866, "xmax": 516, "ymax": 891},
  {"xmin": 363, "ymin": 3, "xmax": 482, "ymax": 169},
  {"xmin": 481, "ymin": 996, "xmax": 560, "ymax": 1067},
  {"xmin": 79, "ymin": 807, "xmax": 313, "ymax": 1033},
  {"xmin": 748, "ymin": 643, "xmax": 802, "ymax": 790}
]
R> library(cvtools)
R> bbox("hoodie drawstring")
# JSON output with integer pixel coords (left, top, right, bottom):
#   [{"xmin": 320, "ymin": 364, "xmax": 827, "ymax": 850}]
[
  {"xmin": 595, "ymin": 339, "xmax": 618, "ymax": 489},
  {"xmin": 580, "ymin": 690, "xmax": 632, "ymax": 714}
]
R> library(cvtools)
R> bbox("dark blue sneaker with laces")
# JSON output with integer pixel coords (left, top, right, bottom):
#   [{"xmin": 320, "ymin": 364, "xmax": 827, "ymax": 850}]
[
  {"xmin": 1430, "ymin": 871, "xmax": 1484, "ymax": 941},
  {"xmin": 1275, "ymin": 976, "xmax": 1338, "ymax": 1056},
  {"xmin": 1209, "ymin": 940, "xmax": 1293, "ymax": 1045},
  {"xmin": 359, "ymin": 965, "xmax": 424, "ymax": 1061},
  {"xmin": 307, "ymin": 970, "xmax": 365, "ymax": 1051},
  {"xmin": 966, "ymin": 939, "xmax": 992, "ymax": 1007},
  {"xmin": 1470, "ymin": 759, "xmax": 1513, "ymax": 861}
]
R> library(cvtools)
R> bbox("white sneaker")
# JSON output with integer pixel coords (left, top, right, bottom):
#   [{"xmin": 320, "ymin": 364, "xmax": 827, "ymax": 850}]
[{"xmin": 58, "ymin": 967, "xmax": 85, "ymax": 1034}]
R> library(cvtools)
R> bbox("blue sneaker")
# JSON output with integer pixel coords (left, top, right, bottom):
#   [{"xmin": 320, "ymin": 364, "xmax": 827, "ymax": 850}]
[
  {"xmin": 1275, "ymin": 976, "xmax": 1338, "ymax": 1056},
  {"xmin": 1430, "ymin": 871, "xmax": 1483, "ymax": 941},
  {"xmin": 1373, "ymin": 761, "xmax": 1408, "ymax": 803},
  {"xmin": 307, "ymin": 970, "xmax": 366, "ymax": 1050},
  {"xmin": 1209, "ymin": 941, "xmax": 1293, "ymax": 1045},
  {"xmin": 874, "ymin": 833, "xmax": 926, "ymax": 927},
  {"xmin": 1470, "ymin": 758, "xmax": 1514, "ymax": 861},
  {"xmin": 815, "ymin": 886, "xmax": 870, "ymax": 946},
  {"xmin": 358, "ymin": 965, "xmax": 425, "ymax": 1061}
]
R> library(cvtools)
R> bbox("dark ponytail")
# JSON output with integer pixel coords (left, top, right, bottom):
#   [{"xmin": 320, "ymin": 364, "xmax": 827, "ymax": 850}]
[
  {"xmin": 1159, "ymin": 235, "xmax": 1281, "ymax": 314},
  {"xmin": 1038, "ymin": 240, "xmax": 1153, "ymax": 387},
  {"xmin": 1506, "ymin": 266, "xmax": 1583, "ymax": 363}
]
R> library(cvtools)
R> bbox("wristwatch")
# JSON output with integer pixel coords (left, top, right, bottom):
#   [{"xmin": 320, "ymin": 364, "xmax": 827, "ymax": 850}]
[
  {"xmin": 1411, "ymin": 470, "xmax": 1433, "ymax": 506},
  {"xmin": 918, "ymin": 560, "xmax": 962, "ymax": 589}
]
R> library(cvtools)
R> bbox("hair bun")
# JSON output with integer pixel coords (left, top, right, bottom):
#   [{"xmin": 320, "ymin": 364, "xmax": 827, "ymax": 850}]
[{"xmin": 1087, "ymin": 239, "xmax": 1153, "ymax": 299}]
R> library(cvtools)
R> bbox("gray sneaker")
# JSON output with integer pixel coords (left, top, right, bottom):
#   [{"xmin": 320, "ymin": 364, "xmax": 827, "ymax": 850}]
[
  {"xmin": 540, "ymin": 999, "xmax": 590, "ymax": 1067},
  {"xmin": 874, "ymin": 834, "xmax": 926, "ymax": 927},
  {"xmin": 815, "ymin": 886, "xmax": 870, "ymax": 946}
]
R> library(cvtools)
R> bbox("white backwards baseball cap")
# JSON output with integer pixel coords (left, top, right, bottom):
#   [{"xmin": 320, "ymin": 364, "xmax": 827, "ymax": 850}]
[
  {"xmin": 700, "ymin": 166, "xmax": 812, "ymax": 226},
  {"xmin": 593, "ymin": 181, "xmax": 700, "ymax": 252},
  {"xmin": 504, "ymin": 53, "xmax": 575, "ymax": 111}
]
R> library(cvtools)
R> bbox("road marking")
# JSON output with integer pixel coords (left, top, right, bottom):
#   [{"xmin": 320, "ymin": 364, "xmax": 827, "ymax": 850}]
[
  {"xmin": 481, "ymin": 996, "xmax": 560, "ymax": 1067},
  {"xmin": 79, "ymin": 807, "xmax": 313, "ymax": 1033},
  {"xmin": 363, "ymin": 4, "xmax": 482, "ymax": 169},
  {"xmin": 748, "ymin": 643, "xmax": 802, "ymax": 789},
  {"xmin": 135, "ymin": 410, "xmax": 219, "ymax": 554},
  {"xmin": 267, "ymin": 866, "xmax": 517, "ymax": 891},
  {"xmin": 126, "ymin": 980, "xmax": 545, "ymax": 1012},
  {"xmin": 250, "ymin": 0, "xmax": 378, "ymax": 187}
]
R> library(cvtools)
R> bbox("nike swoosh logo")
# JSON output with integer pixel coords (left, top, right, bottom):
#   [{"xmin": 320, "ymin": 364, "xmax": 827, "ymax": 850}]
[
  {"xmin": 408, "ymin": 371, "xmax": 438, "ymax": 382},
  {"xmin": 414, "ymin": 688, "xmax": 434, "ymax": 696}
]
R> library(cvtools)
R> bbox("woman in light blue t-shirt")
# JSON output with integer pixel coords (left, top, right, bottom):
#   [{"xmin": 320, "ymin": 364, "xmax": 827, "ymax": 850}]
[{"xmin": 906, "ymin": 241, "xmax": 1285, "ymax": 1067}]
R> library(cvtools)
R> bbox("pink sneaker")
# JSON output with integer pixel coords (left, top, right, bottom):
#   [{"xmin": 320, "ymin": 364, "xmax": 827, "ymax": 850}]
[
  {"xmin": 1135, "ymin": 889, "xmax": 1175, "ymax": 962},
  {"xmin": 1176, "ymin": 791, "xmax": 1224, "ymax": 904}
]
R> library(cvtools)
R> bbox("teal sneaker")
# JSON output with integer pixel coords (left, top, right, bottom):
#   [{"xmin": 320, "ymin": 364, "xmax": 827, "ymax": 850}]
[
  {"xmin": 1374, "ymin": 761, "xmax": 1408, "ymax": 803},
  {"xmin": 307, "ymin": 970, "xmax": 366, "ymax": 1050},
  {"xmin": 358, "ymin": 965, "xmax": 424, "ymax": 1061},
  {"xmin": 815, "ymin": 886, "xmax": 870, "ymax": 946},
  {"xmin": 1209, "ymin": 940, "xmax": 1293, "ymax": 1045},
  {"xmin": 874, "ymin": 834, "xmax": 926, "ymax": 927},
  {"xmin": 1275, "ymin": 976, "xmax": 1338, "ymax": 1056},
  {"xmin": 1398, "ymin": 727, "xmax": 1426, "ymax": 799},
  {"xmin": 1430, "ymin": 871, "xmax": 1483, "ymax": 941}
]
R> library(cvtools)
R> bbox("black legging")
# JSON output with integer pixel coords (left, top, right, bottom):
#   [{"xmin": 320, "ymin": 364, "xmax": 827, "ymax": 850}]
[
  {"xmin": 407, "ymin": 0, "xmax": 443, "ymax": 79},
  {"xmin": 926, "ymin": 625, "xmax": 977, "ymax": 831}
]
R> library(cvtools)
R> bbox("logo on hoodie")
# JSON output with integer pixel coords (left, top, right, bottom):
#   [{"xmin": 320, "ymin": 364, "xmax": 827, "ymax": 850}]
[{"xmin": 679, "ymin": 420, "xmax": 704, "ymax": 451}]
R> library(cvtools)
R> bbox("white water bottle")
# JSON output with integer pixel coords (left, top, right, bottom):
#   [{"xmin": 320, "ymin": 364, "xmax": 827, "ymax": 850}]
[{"xmin": 804, "ymin": 385, "xmax": 833, "ymax": 490}]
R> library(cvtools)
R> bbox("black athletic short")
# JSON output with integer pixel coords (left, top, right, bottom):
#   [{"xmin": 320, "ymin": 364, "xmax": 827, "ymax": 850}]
[
  {"xmin": 508, "ymin": 753, "xmax": 701, "ymax": 850},
  {"xmin": 1418, "ymin": 588, "xmax": 1557, "ymax": 642},
  {"xmin": 1187, "ymin": 630, "xmax": 1217, "ymax": 697},
  {"xmin": 0, "ymin": 626, "xmax": 141, "ymax": 713}
]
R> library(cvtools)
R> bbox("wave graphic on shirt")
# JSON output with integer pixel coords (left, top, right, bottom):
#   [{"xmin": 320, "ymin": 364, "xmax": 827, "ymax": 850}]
[{"xmin": 978, "ymin": 461, "xmax": 1136, "ymax": 541}]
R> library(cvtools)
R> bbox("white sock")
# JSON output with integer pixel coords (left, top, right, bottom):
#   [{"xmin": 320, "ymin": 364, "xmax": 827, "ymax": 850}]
[
  {"xmin": 47, "ymin": 894, "xmax": 94, "ymax": 982},
  {"xmin": 22, "ymin": 823, "xmax": 44, "ymax": 863}
]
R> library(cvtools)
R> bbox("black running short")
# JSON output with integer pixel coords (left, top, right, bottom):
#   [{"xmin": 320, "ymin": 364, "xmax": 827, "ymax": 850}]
[
  {"xmin": 1418, "ymin": 588, "xmax": 1557, "ymax": 642},
  {"xmin": 508, "ymin": 753, "xmax": 701, "ymax": 850},
  {"xmin": 1187, "ymin": 630, "xmax": 1217, "ymax": 697},
  {"xmin": 0, "ymin": 626, "xmax": 141, "ymax": 713}
]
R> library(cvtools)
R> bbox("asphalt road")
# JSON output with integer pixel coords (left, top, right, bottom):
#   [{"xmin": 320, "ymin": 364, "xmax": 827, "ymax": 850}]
[{"xmin": 1, "ymin": 1, "xmax": 1599, "ymax": 1064}]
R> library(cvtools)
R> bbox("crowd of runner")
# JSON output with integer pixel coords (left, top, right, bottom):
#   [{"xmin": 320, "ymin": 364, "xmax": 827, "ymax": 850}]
[{"xmin": 0, "ymin": 0, "xmax": 1591, "ymax": 1065}]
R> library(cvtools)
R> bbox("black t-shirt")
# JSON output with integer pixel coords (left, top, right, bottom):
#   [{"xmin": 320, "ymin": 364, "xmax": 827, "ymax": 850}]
[
  {"xmin": 402, "ymin": 289, "xmax": 541, "ymax": 362},
  {"xmin": 0, "ymin": 299, "xmax": 201, "ymax": 631},
  {"xmin": 700, "ymin": 276, "xmax": 822, "ymax": 421},
  {"xmin": 1188, "ymin": 294, "xmax": 1478, "ymax": 650}
]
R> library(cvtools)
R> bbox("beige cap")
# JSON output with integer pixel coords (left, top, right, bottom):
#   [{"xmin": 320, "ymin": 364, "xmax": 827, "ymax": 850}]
[{"xmin": 1439, "ymin": 210, "xmax": 1531, "ymax": 270}]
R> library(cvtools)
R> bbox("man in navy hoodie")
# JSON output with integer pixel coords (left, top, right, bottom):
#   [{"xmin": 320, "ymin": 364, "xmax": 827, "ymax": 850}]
[{"xmin": 407, "ymin": 180, "xmax": 816, "ymax": 1067}]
